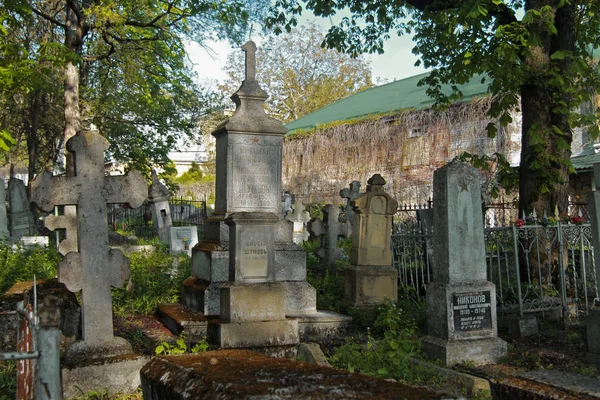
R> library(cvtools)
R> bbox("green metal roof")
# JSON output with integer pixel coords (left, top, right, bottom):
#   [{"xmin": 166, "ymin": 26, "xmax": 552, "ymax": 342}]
[
  {"xmin": 571, "ymin": 145, "xmax": 600, "ymax": 170},
  {"xmin": 284, "ymin": 71, "xmax": 490, "ymax": 133}
]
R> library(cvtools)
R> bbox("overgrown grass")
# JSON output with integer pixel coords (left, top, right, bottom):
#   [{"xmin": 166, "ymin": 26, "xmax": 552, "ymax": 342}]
[
  {"xmin": 0, "ymin": 243, "xmax": 61, "ymax": 293},
  {"xmin": 112, "ymin": 245, "xmax": 191, "ymax": 316},
  {"xmin": 0, "ymin": 361, "xmax": 16, "ymax": 400}
]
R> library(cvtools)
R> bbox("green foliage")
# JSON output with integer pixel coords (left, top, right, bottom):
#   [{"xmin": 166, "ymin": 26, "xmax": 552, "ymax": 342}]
[
  {"xmin": 0, "ymin": 243, "xmax": 61, "ymax": 293},
  {"xmin": 304, "ymin": 239, "xmax": 346, "ymax": 311},
  {"xmin": 330, "ymin": 302, "xmax": 436, "ymax": 383},
  {"xmin": 155, "ymin": 335, "xmax": 209, "ymax": 355},
  {"xmin": 0, "ymin": 361, "xmax": 16, "ymax": 400},
  {"xmin": 172, "ymin": 163, "xmax": 216, "ymax": 186},
  {"xmin": 112, "ymin": 247, "xmax": 191, "ymax": 316},
  {"xmin": 457, "ymin": 151, "xmax": 519, "ymax": 198}
]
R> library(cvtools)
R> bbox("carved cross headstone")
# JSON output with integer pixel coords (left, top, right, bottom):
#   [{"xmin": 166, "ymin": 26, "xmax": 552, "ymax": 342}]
[
  {"xmin": 340, "ymin": 180, "xmax": 361, "ymax": 225},
  {"xmin": 307, "ymin": 204, "xmax": 351, "ymax": 266},
  {"xmin": 31, "ymin": 130, "xmax": 147, "ymax": 350},
  {"xmin": 285, "ymin": 203, "xmax": 311, "ymax": 243}
]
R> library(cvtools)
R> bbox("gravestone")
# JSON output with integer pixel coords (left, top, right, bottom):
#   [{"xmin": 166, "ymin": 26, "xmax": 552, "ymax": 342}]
[
  {"xmin": 204, "ymin": 42, "xmax": 298, "ymax": 352},
  {"xmin": 169, "ymin": 226, "xmax": 198, "ymax": 257},
  {"xmin": 20, "ymin": 236, "xmax": 49, "ymax": 248},
  {"xmin": 307, "ymin": 204, "xmax": 351, "ymax": 266},
  {"xmin": 345, "ymin": 174, "xmax": 398, "ymax": 306},
  {"xmin": 148, "ymin": 169, "xmax": 172, "ymax": 243},
  {"xmin": 8, "ymin": 178, "xmax": 34, "ymax": 238},
  {"xmin": 31, "ymin": 129, "xmax": 147, "ymax": 359},
  {"xmin": 586, "ymin": 162, "xmax": 600, "ymax": 368},
  {"xmin": 422, "ymin": 160, "xmax": 506, "ymax": 366},
  {"xmin": 184, "ymin": 41, "xmax": 348, "ymax": 340},
  {"xmin": 285, "ymin": 203, "xmax": 311, "ymax": 244},
  {"xmin": 0, "ymin": 179, "xmax": 8, "ymax": 238},
  {"xmin": 340, "ymin": 180, "xmax": 361, "ymax": 225}
]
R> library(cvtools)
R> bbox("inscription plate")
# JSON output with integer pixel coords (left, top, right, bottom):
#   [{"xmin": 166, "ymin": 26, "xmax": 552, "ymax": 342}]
[
  {"xmin": 452, "ymin": 291, "xmax": 492, "ymax": 331},
  {"xmin": 238, "ymin": 230, "xmax": 268, "ymax": 280},
  {"xmin": 231, "ymin": 141, "xmax": 281, "ymax": 211}
]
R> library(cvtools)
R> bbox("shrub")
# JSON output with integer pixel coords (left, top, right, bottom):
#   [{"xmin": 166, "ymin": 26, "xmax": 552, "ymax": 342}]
[{"xmin": 0, "ymin": 244, "xmax": 61, "ymax": 293}]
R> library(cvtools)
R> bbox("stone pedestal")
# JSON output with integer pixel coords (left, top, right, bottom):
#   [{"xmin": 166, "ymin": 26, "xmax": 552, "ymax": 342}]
[
  {"xmin": 587, "ymin": 308, "xmax": 600, "ymax": 368},
  {"xmin": 422, "ymin": 282, "xmax": 507, "ymax": 365},
  {"xmin": 345, "ymin": 265, "xmax": 398, "ymax": 306},
  {"xmin": 148, "ymin": 170, "xmax": 172, "ymax": 244},
  {"xmin": 422, "ymin": 161, "xmax": 506, "ymax": 366}
]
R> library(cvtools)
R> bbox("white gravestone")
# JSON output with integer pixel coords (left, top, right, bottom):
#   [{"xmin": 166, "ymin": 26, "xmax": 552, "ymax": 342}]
[{"xmin": 169, "ymin": 226, "xmax": 198, "ymax": 257}]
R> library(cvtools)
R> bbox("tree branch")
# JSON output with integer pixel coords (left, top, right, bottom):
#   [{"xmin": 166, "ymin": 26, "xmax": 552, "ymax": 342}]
[{"xmin": 31, "ymin": 6, "xmax": 66, "ymax": 29}]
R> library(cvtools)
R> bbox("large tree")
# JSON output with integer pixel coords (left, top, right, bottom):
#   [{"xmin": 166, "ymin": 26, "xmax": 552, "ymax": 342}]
[
  {"xmin": 1, "ymin": 0, "xmax": 269, "ymax": 179},
  {"xmin": 221, "ymin": 22, "xmax": 374, "ymax": 122},
  {"xmin": 267, "ymin": 1, "xmax": 600, "ymax": 216}
]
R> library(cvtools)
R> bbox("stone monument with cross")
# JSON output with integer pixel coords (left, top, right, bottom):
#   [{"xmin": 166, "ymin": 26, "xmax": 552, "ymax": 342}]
[
  {"xmin": 422, "ymin": 161, "xmax": 506, "ymax": 366},
  {"xmin": 148, "ymin": 169, "xmax": 172, "ymax": 243},
  {"xmin": 184, "ymin": 41, "xmax": 348, "ymax": 340},
  {"xmin": 31, "ymin": 130, "xmax": 147, "ymax": 358},
  {"xmin": 307, "ymin": 204, "xmax": 351, "ymax": 266},
  {"xmin": 345, "ymin": 174, "xmax": 398, "ymax": 307}
]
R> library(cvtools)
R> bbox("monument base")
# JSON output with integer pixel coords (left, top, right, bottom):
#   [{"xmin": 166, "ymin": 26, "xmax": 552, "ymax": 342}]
[
  {"xmin": 288, "ymin": 310, "xmax": 352, "ymax": 339},
  {"xmin": 586, "ymin": 308, "xmax": 600, "ymax": 368},
  {"xmin": 63, "ymin": 336, "xmax": 133, "ymax": 364},
  {"xmin": 421, "ymin": 335, "xmax": 507, "ymax": 366},
  {"xmin": 208, "ymin": 319, "xmax": 299, "ymax": 348},
  {"xmin": 499, "ymin": 314, "xmax": 538, "ymax": 337},
  {"xmin": 344, "ymin": 265, "xmax": 398, "ymax": 307},
  {"xmin": 62, "ymin": 353, "xmax": 150, "ymax": 398}
]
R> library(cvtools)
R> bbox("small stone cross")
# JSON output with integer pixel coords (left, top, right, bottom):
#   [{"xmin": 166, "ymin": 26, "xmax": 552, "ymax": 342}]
[
  {"xmin": 340, "ymin": 180, "xmax": 361, "ymax": 225},
  {"xmin": 31, "ymin": 130, "xmax": 147, "ymax": 347},
  {"xmin": 285, "ymin": 203, "xmax": 311, "ymax": 243},
  {"xmin": 242, "ymin": 41, "xmax": 257, "ymax": 81},
  {"xmin": 307, "ymin": 204, "xmax": 351, "ymax": 266}
]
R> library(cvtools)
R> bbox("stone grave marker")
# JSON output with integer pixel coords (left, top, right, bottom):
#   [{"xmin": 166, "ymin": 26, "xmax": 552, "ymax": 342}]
[
  {"xmin": 148, "ymin": 169, "xmax": 172, "ymax": 243},
  {"xmin": 20, "ymin": 236, "xmax": 49, "ymax": 248},
  {"xmin": 285, "ymin": 203, "xmax": 311, "ymax": 244},
  {"xmin": 282, "ymin": 191, "xmax": 293, "ymax": 217},
  {"xmin": 179, "ymin": 40, "xmax": 349, "ymax": 341},
  {"xmin": 340, "ymin": 180, "xmax": 361, "ymax": 225},
  {"xmin": 0, "ymin": 179, "xmax": 8, "ymax": 239},
  {"xmin": 307, "ymin": 204, "xmax": 351, "ymax": 266},
  {"xmin": 345, "ymin": 174, "xmax": 398, "ymax": 306},
  {"xmin": 8, "ymin": 178, "xmax": 34, "ymax": 238},
  {"xmin": 586, "ymin": 161, "xmax": 600, "ymax": 368},
  {"xmin": 206, "ymin": 41, "xmax": 298, "ymax": 352},
  {"xmin": 421, "ymin": 160, "xmax": 506, "ymax": 366},
  {"xmin": 169, "ymin": 226, "xmax": 198, "ymax": 257},
  {"xmin": 31, "ymin": 129, "xmax": 147, "ymax": 359}
]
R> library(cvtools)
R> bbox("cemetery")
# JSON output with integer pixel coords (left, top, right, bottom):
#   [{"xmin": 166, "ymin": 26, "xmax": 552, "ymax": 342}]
[{"xmin": 1, "ymin": 26, "xmax": 600, "ymax": 400}]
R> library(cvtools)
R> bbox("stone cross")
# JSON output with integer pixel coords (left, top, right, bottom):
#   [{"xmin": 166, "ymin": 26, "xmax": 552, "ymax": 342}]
[
  {"xmin": 307, "ymin": 204, "xmax": 351, "ymax": 266},
  {"xmin": 242, "ymin": 41, "xmax": 257, "ymax": 81},
  {"xmin": 31, "ymin": 130, "xmax": 147, "ymax": 348},
  {"xmin": 285, "ymin": 203, "xmax": 311, "ymax": 244},
  {"xmin": 340, "ymin": 180, "xmax": 361, "ymax": 225}
]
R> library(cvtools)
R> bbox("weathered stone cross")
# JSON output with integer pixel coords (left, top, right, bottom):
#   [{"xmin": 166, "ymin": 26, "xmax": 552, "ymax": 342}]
[
  {"xmin": 32, "ymin": 130, "xmax": 147, "ymax": 348},
  {"xmin": 307, "ymin": 204, "xmax": 351, "ymax": 266},
  {"xmin": 242, "ymin": 41, "xmax": 256, "ymax": 81}
]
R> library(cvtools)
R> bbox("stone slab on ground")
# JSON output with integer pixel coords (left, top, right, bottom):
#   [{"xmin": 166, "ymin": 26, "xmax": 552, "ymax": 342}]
[
  {"xmin": 518, "ymin": 370, "xmax": 600, "ymax": 398},
  {"xmin": 140, "ymin": 349, "xmax": 455, "ymax": 399},
  {"xmin": 288, "ymin": 310, "xmax": 352, "ymax": 338},
  {"xmin": 156, "ymin": 303, "xmax": 210, "ymax": 342},
  {"xmin": 408, "ymin": 358, "xmax": 490, "ymax": 396},
  {"xmin": 490, "ymin": 374, "xmax": 600, "ymax": 400},
  {"xmin": 297, "ymin": 342, "xmax": 330, "ymax": 367},
  {"xmin": 62, "ymin": 353, "xmax": 150, "ymax": 398}
]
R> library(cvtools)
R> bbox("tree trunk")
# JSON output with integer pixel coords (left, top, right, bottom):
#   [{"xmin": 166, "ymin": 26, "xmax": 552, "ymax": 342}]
[
  {"xmin": 64, "ymin": 5, "xmax": 83, "ymax": 177},
  {"xmin": 26, "ymin": 89, "xmax": 41, "ymax": 188},
  {"xmin": 518, "ymin": 1, "xmax": 575, "ymax": 217}
]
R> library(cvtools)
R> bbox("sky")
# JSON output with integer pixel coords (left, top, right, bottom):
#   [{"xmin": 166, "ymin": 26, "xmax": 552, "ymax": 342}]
[{"xmin": 186, "ymin": 13, "xmax": 427, "ymax": 87}]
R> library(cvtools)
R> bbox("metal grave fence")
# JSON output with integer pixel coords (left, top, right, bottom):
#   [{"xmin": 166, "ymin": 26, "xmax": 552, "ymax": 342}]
[{"xmin": 392, "ymin": 220, "xmax": 599, "ymax": 323}]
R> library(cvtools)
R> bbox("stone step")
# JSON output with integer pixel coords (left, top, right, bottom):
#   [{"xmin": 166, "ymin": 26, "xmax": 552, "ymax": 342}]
[
  {"xmin": 288, "ymin": 310, "xmax": 352, "ymax": 339},
  {"xmin": 156, "ymin": 303, "xmax": 213, "ymax": 342},
  {"xmin": 140, "ymin": 349, "xmax": 456, "ymax": 399}
]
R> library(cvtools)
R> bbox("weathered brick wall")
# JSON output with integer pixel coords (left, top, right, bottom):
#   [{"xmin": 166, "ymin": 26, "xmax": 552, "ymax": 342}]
[{"xmin": 282, "ymin": 101, "xmax": 522, "ymax": 205}]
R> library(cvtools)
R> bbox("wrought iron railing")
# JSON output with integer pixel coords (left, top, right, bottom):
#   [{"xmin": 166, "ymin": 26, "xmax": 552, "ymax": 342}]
[{"xmin": 392, "ymin": 222, "xmax": 599, "ymax": 323}]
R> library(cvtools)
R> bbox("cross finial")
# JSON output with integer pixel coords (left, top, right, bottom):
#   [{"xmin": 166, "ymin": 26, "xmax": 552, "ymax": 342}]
[{"xmin": 241, "ymin": 41, "xmax": 257, "ymax": 81}]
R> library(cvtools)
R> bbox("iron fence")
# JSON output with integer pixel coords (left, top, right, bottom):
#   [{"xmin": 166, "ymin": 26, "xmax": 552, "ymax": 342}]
[
  {"xmin": 107, "ymin": 197, "xmax": 207, "ymax": 239},
  {"xmin": 392, "ymin": 221, "xmax": 599, "ymax": 323}
]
